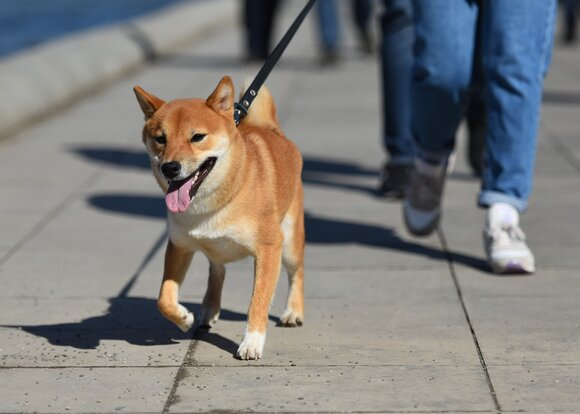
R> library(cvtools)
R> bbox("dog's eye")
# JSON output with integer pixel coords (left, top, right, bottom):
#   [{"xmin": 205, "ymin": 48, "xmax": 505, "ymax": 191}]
[
  {"xmin": 191, "ymin": 133, "xmax": 206, "ymax": 143},
  {"xmin": 154, "ymin": 135, "xmax": 166, "ymax": 145}
]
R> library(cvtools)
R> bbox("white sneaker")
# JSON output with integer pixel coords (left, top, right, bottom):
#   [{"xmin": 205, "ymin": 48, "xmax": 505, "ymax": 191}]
[{"xmin": 483, "ymin": 203, "xmax": 535, "ymax": 274}]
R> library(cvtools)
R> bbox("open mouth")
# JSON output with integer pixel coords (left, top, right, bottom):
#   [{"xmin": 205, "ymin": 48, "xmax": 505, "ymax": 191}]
[{"xmin": 165, "ymin": 157, "xmax": 217, "ymax": 213}]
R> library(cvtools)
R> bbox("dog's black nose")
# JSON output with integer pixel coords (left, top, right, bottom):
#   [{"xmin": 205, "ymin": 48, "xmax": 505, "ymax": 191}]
[{"xmin": 161, "ymin": 161, "xmax": 181, "ymax": 179}]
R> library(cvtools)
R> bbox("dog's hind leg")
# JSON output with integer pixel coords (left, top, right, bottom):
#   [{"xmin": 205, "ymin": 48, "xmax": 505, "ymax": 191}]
[
  {"xmin": 280, "ymin": 189, "xmax": 305, "ymax": 327},
  {"xmin": 157, "ymin": 240, "xmax": 195, "ymax": 332},
  {"xmin": 200, "ymin": 260, "xmax": 225, "ymax": 328}
]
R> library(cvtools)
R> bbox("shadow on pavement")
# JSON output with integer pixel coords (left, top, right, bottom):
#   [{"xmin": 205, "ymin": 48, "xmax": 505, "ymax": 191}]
[
  {"xmin": 301, "ymin": 156, "xmax": 379, "ymax": 195},
  {"xmin": 194, "ymin": 330, "xmax": 240, "ymax": 357},
  {"xmin": 18, "ymin": 149, "xmax": 487, "ymax": 354},
  {"xmin": 72, "ymin": 146, "xmax": 150, "ymax": 170},
  {"xmin": 4, "ymin": 297, "xmax": 274, "ymax": 352},
  {"xmin": 74, "ymin": 145, "xmax": 487, "ymax": 270},
  {"xmin": 72, "ymin": 145, "xmax": 476, "ymax": 198},
  {"xmin": 1, "ymin": 227, "xmax": 273, "ymax": 354},
  {"xmin": 86, "ymin": 193, "xmax": 488, "ymax": 271},
  {"xmin": 543, "ymin": 89, "xmax": 580, "ymax": 105},
  {"xmin": 71, "ymin": 145, "xmax": 381, "ymax": 194},
  {"xmin": 90, "ymin": 193, "xmax": 166, "ymax": 218}
]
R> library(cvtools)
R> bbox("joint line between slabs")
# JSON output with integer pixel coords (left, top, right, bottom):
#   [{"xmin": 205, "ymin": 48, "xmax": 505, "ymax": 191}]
[
  {"xmin": 162, "ymin": 330, "xmax": 199, "ymax": 413},
  {"xmin": 0, "ymin": 171, "xmax": 102, "ymax": 268},
  {"xmin": 437, "ymin": 228, "xmax": 502, "ymax": 413}
]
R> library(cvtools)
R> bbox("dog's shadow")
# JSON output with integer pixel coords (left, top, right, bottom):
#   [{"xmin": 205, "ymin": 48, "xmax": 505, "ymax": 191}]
[
  {"xmin": 4, "ymin": 295, "xmax": 277, "ymax": 356},
  {"xmin": 2, "ymin": 226, "xmax": 273, "ymax": 355}
]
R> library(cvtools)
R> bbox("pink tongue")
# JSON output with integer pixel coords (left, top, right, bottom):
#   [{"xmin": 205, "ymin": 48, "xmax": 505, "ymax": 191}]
[{"xmin": 165, "ymin": 177, "xmax": 194, "ymax": 213}]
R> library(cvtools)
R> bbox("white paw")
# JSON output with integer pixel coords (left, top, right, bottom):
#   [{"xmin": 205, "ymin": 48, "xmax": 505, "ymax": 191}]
[
  {"xmin": 237, "ymin": 330, "xmax": 266, "ymax": 360},
  {"xmin": 280, "ymin": 309, "xmax": 303, "ymax": 327},
  {"xmin": 177, "ymin": 304, "xmax": 194, "ymax": 333},
  {"xmin": 200, "ymin": 307, "xmax": 220, "ymax": 328}
]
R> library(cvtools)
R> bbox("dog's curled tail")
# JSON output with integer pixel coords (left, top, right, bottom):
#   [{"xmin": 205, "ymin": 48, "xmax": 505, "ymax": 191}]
[{"xmin": 239, "ymin": 82, "xmax": 281, "ymax": 133}]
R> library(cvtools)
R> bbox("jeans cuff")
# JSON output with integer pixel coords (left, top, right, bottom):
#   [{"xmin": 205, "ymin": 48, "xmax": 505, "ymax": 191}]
[
  {"xmin": 387, "ymin": 155, "xmax": 415, "ymax": 165},
  {"xmin": 478, "ymin": 191, "xmax": 528, "ymax": 213},
  {"xmin": 417, "ymin": 147, "xmax": 453, "ymax": 165}
]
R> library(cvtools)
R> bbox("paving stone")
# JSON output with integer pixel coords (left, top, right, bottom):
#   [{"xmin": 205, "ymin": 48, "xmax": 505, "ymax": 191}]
[
  {"xmin": 0, "ymin": 367, "xmax": 178, "ymax": 413},
  {"xmin": 170, "ymin": 365, "xmax": 494, "ymax": 413}
]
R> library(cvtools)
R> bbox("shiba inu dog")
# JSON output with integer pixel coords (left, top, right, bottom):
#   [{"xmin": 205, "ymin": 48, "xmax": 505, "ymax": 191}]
[{"xmin": 133, "ymin": 76, "xmax": 304, "ymax": 360}]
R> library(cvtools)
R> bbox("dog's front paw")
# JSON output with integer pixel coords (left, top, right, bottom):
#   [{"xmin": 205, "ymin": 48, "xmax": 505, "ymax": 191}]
[
  {"xmin": 200, "ymin": 307, "xmax": 220, "ymax": 329},
  {"xmin": 237, "ymin": 330, "xmax": 266, "ymax": 360},
  {"xmin": 280, "ymin": 309, "xmax": 303, "ymax": 327},
  {"xmin": 177, "ymin": 304, "xmax": 194, "ymax": 333}
]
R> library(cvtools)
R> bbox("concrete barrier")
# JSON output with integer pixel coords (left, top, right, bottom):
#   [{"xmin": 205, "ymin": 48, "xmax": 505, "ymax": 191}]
[{"xmin": 0, "ymin": 0, "xmax": 237, "ymax": 138}]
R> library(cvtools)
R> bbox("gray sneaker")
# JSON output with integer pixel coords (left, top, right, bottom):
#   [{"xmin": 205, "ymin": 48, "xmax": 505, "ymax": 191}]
[
  {"xmin": 483, "ymin": 204, "xmax": 535, "ymax": 274},
  {"xmin": 403, "ymin": 159, "xmax": 447, "ymax": 237},
  {"xmin": 378, "ymin": 162, "xmax": 413, "ymax": 199}
]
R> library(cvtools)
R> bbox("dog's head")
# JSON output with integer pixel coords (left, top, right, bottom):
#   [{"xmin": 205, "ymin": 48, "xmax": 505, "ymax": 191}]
[{"xmin": 133, "ymin": 76, "xmax": 237, "ymax": 214}]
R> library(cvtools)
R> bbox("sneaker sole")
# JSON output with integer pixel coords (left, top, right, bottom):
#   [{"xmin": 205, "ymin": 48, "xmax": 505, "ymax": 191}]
[
  {"xmin": 403, "ymin": 201, "xmax": 440, "ymax": 237},
  {"xmin": 491, "ymin": 259, "xmax": 535, "ymax": 275}
]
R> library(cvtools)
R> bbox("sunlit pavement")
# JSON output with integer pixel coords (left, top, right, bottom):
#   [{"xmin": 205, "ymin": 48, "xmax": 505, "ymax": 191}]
[{"xmin": 0, "ymin": 2, "xmax": 579, "ymax": 413}]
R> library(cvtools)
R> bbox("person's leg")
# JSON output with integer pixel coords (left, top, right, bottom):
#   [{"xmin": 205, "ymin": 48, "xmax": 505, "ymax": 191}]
[
  {"xmin": 244, "ymin": 0, "xmax": 264, "ymax": 59},
  {"xmin": 466, "ymin": 9, "xmax": 486, "ymax": 177},
  {"xmin": 378, "ymin": 0, "xmax": 414, "ymax": 197},
  {"xmin": 352, "ymin": 0, "xmax": 374, "ymax": 53},
  {"xmin": 263, "ymin": 0, "xmax": 280, "ymax": 55},
  {"xmin": 479, "ymin": 0, "xmax": 556, "ymax": 273},
  {"xmin": 563, "ymin": 0, "xmax": 578, "ymax": 43},
  {"xmin": 479, "ymin": 0, "xmax": 556, "ymax": 212},
  {"xmin": 353, "ymin": 0, "xmax": 373, "ymax": 30},
  {"xmin": 466, "ymin": 85, "xmax": 486, "ymax": 177},
  {"xmin": 380, "ymin": 0, "xmax": 414, "ymax": 164},
  {"xmin": 411, "ymin": 0, "xmax": 478, "ymax": 161},
  {"xmin": 316, "ymin": 0, "xmax": 340, "ymax": 62},
  {"xmin": 403, "ymin": 0, "xmax": 478, "ymax": 235},
  {"xmin": 244, "ymin": 0, "xmax": 279, "ymax": 60}
]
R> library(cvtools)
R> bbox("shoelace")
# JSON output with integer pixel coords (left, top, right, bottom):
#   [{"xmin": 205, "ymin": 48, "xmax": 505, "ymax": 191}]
[
  {"xmin": 487, "ymin": 224, "xmax": 526, "ymax": 247},
  {"xmin": 409, "ymin": 170, "xmax": 444, "ymax": 209}
]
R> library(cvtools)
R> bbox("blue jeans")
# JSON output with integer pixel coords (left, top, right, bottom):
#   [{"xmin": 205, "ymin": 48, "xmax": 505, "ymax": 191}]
[
  {"xmin": 243, "ymin": 0, "xmax": 279, "ymax": 59},
  {"xmin": 411, "ymin": 0, "xmax": 556, "ymax": 212},
  {"xmin": 316, "ymin": 0, "xmax": 373, "ymax": 51},
  {"xmin": 316, "ymin": 0, "xmax": 340, "ymax": 50},
  {"xmin": 380, "ymin": 0, "xmax": 415, "ymax": 164}
]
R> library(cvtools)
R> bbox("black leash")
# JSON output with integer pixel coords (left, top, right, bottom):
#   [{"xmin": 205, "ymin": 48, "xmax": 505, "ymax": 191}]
[{"xmin": 234, "ymin": 0, "xmax": 318, "ymax": 126}]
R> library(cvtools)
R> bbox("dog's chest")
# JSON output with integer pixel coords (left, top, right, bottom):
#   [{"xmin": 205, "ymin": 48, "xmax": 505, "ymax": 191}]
[
  {"xmin": 195, "ymin": 236, "xmax": 250, "ymax": 263},
  {"xmin": 169, "ymin": 213, "xmax": 252, "ymax": 263}
]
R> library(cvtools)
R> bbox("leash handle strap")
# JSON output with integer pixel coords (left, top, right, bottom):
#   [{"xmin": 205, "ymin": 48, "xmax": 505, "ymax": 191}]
[{"xmin": 234, "ymin": 0, "xmax": 318, "ymax": 125}]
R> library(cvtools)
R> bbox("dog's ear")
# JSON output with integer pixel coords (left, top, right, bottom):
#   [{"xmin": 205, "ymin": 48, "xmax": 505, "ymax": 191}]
[
  {"xmin": 206, "ymin": 76, "xmax": 234, "ymax": 117},
  {"xmin": 133, "ymin": 86, "xmax": 165, "ymax": 120}
]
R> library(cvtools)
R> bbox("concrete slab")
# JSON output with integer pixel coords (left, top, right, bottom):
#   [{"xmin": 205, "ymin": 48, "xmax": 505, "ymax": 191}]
[
  {"xmin": 490, "ymin": 365, "xmax": 580, "ymax": 413},
  {"xmin": 455, "ymin": 269, "xmax": 580, "ymax": 366},
  {"xmin": 0, "ymin": 327, "xmax": 189, "ymax": 368},
  {"xmin": 0, "ymin": 297, "xmax": 191, "ymax": 368},
  {"xmin": 170, "ymin": 365, "xmax": 494, "ymax": 413},
  {"xmin": 0, "ymin": 367, "xmax": 178, "ymax": 413},
  {"xmin": 0, "ymin": 1, "xmax": 578, "ymax": 412},
  {"xmin": 189, "ymin": 269, "xmax": 477, "ymax": 367}
]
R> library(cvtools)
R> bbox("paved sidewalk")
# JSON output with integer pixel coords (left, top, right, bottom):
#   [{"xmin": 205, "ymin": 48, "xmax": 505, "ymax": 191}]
[{"xmin": 1, "ymin": 2, "xmax": 580, "ymax": 413}]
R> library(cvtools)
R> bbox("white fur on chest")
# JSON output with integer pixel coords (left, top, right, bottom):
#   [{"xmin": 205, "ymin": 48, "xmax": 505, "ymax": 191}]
[{"xmin": 168, "ymin": 208, "xmax": 253, "ymax": 264}]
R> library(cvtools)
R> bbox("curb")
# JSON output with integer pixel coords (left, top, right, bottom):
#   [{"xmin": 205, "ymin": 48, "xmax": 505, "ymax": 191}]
[{"xmin": 0, "ymin": 0, "xmax": 237, "ymax": 139}]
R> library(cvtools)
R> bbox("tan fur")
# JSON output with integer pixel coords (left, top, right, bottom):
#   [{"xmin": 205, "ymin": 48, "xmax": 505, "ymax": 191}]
[
  {"xmin": 239, "ymin": 83, "xmax": 281, "ymax": 133},
  {"xmin": 133, "ymin": 77, "xmax": 304, "ymax": 360}
]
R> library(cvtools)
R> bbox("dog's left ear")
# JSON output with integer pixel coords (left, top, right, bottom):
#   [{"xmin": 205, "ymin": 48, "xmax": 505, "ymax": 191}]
[
  {"xmin": 206, "ymin": 76, "xmax": 234, "ymax": 117},
  {"xmin": 133, "ymin": 86, "xmax": 165, "ymax": 120}
]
